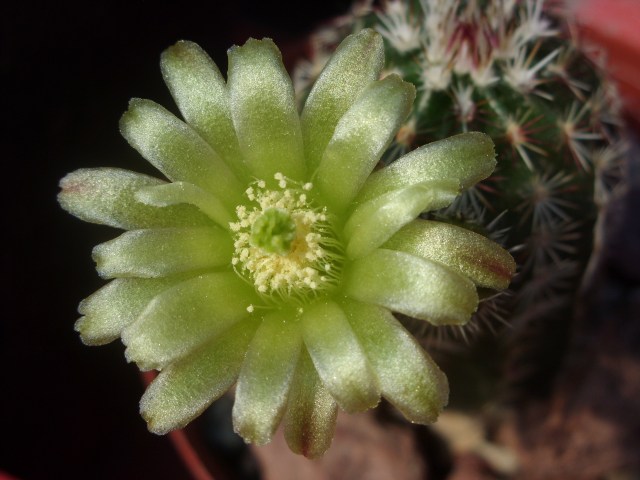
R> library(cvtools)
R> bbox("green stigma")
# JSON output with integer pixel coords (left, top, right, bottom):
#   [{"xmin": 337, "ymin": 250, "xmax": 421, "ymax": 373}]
[{"xmin": 250, "ymin": 207, "xmax": 297, "ymax": 255}]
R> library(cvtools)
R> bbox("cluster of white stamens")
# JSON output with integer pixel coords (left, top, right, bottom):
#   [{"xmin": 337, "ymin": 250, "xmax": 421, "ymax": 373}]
[{"xmin": 230, "ymin": 173, "xmax": 342, "ymax": 302}]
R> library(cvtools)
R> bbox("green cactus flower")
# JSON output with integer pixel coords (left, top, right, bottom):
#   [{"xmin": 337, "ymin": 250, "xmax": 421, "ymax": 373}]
[{"xmin": 58, "ymin": 29, "xmax": 515, "ymax": 457}]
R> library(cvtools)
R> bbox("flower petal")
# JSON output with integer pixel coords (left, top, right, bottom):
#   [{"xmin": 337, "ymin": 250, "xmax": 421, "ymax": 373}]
[
  {"xmin": 119, "ymin": 98, "xmax": 243, "ymax": 208},
  {"xmin": 301, "ymin": 29, "xmax": 384, "ymax": 171},
  {"xmin": 384, "ymin": 220, "xmax": 516, "ymax": 290},
  {"xmin": 135, "ymin": 181, "xmax": 233, "ymax": 230},
  {"xmin": 342, "ymin": 300, "xmax": 448, "ymax": 424},
  {"xmin": 233, "ymin": 312, "xmax": 302, "ymax": 445},
  {"xmin": 344, "ymin": 249, "xmax": 478, "ymax": 325},
  {"xmin": 227, "ymin": 38, "xmax": 305, "ymax": 181},
  {"xmin": 161, "ymin": 41, "xmax": 246, "ymax": 178},
  {"xmin": 58, "ymin": 168, "xmax": 210, "ymax": 229},
  {"xmin": 315, "ymin": 74, "xmax": 415, "ymax": 213},
  {"xmin": 343, "ymin": 180, "xmax": 459, "ymax": 259},
  {"xmin": 284, "ymin": 348, "xmax": 338, "ymax": 459},
  {"xmin": 92, "ymin": 227, "xmax": 232, "ymax": 279},
  {"xmin": 140, "ymin": 316, "xmax": 261, "ymax": 434},
  {"xmin": 76, "ymin": 276, "xmax": 185, "ymax": 346},
  {"xmin": 356, "ymin": 132, "xmax": 496, "ymax": 204},
  {"xmin": 122, "ymin": 272, "xmax": 257, "ymax": 370},
  {"xmin": 301, "ymin": 300, "xmax": 380, "ymax": 413}
]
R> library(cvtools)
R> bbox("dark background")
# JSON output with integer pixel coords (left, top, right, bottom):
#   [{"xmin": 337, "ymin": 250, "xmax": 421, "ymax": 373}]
[{"xmin": 2, "ymin": 2, "xmax": 349, "ymax": 479}]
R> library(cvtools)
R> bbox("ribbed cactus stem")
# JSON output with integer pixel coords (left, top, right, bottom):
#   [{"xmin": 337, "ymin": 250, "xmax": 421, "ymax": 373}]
[{"xmin": 295, "ymin": 0, "xmax": 627, "ymax": 374}]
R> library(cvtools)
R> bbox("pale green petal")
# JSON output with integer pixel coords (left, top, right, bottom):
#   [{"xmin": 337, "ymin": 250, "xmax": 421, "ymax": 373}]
[
  {"xmin": 315, "ymin": 75, "xmax": 415, "ymax": 213},
  {"xmin": 92, "ymin": 227, "xmax": 232, "ymax": 279},
  {"xmin": 301, "ymin": 300, "xmax": 380, "ymax": 413},
  {"xmin": 58, "ymin": 168, "xmax": 210, "ymax": 229},
  {"xmin": 342, "ymin": 300, "xmax": 448, "ymax": 424},
  {"xmin": 161, "ymin": 40, "xmax": 246, "ymax": 178},
  {"xmin": 356, "ymin": 132, "xmax": 496, "ymax": 204},
  {"xmin": 344, "ymin": 249, "xmax": 478, "ymax": 326},
  {"xmin": 227, "ymin": 38, "xmax": 305, "ymax": 180},
  {"xmin": 343, "ymin": 180, "xmax": 459, "ymax": 259},
  {"xmin": 284, "ymin": 348, "xmax": 338, "ymax": 459},
  {"xmin": 233, "ymin": 312, "xmax": 302, "ymax": 445},
  {"xmin": 76, "ymin": 276, "xmax": 186, "ymax": 346},
  {"xmin": 141, "ymin": 317, "xmax": 261, "ymax": 434},
  {"xmin": 135, "ymin": 181, "xmax": 233, "ymax": 230},
  {"xmin": 301, "ymin": 29, "xmax": 384, "ymax": 171},
  {"xmin": 122, "ymin": 272, "xmax": 257, "ymax": 370},
  {"xmin": 119, "ymin": 98, "xmax": 243, "ymax": 208},
  {"xmin": 384, "ymin": 220, "xmax": 516, "ymax": 290}
]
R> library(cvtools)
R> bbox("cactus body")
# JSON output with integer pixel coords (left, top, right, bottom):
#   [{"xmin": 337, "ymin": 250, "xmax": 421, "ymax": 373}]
[
  {"xmin": 296, "ymin": 0, "xmax": 627, "ymax": 401},
  {"xmin": 297, "ymin": 0, "xmax": 624, "ymax": 327}
]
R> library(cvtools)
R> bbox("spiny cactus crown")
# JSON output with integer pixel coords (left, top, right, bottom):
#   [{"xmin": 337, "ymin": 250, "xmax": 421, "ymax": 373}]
[{"xmin": 296, "ymin": 0, "xmax": 626, "ymax": 335}]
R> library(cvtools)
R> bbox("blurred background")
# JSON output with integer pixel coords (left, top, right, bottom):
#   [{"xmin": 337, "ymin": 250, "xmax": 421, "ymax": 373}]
[{"xmin": 3, "ymin": 1, "xmax": 639, "ymax": 479}]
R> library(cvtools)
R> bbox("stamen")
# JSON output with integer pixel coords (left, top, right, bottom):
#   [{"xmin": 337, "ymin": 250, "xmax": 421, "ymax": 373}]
[{"xmin": 229, "ymin": 176, "xmax": 343, "ymax": 303}]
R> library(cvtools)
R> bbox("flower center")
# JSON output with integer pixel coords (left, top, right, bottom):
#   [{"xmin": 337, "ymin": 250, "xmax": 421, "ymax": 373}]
[
  {"xmin": 250, "ymin": 208, "xmax": 297, "ymax": 255},
  {"xmin": 230, "ymin": 173, "xmax": 342, "ymax": 302}
]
